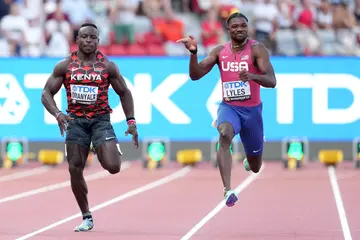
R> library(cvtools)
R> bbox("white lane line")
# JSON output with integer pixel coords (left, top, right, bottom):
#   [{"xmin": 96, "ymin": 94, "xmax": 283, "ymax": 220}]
[
  {"xmin": 181, "ymin": 165, "xmax": 264, "ymax": 240},
  {"xmin": 328, "ymin": 166, "xmax": 352, "ymax": 240},
  {"xmin": 16, "ymin": 166, "xmax": 192, "ymax": 240},
  {"xmin": 0, "ymin": 162, "xmax": 131, "ymax": 204},
  {"xmin": 0, "ymin": 166, "xmax": 50, "ymax": 182}
]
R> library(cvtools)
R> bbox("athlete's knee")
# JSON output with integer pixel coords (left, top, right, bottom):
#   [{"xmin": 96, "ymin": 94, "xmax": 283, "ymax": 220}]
[
  {"xmin": 247, "ymin": 155, "xmax": 262, "ymax": 173},
  {"xmin": 68, "ymin": 162, "xmax": 84, "ymax": 177},
  {"xmin": 251, "ymin": 164, "xmax": 261, "ymax": 173},
  {"xmin": 106, "ymin": 162, "xmax": 120, "ymax": 174},
  {"xmin": 96, "ymin": 143, "xmax": 122, "ymax": 174},
  {"xmin": 218, "ymin": 124, "xmax": 233, "ymax": 146}
]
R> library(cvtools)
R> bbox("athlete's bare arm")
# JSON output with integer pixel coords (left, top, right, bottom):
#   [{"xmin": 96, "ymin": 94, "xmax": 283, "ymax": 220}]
[
  {"xmin": 107, "ymin": 61, "xmax": 135, "ymax": 119},
  {"xmin": 41, "ymin": 59, "xmax": 68, "ymax": 116},
  {"xmin": 251, "ymin": 43, "xmax": 277, "ymax": 88},
  {"xmin": 238, "ymin": 41, "xmax": 276, "ymax": 88},
  {"xmin": 177, "ymin": 36, "xmax": 223, "ymax": 80},
  {"xmin": 189, "ymin": 45, "xmax": 223, "ymax": 80}
]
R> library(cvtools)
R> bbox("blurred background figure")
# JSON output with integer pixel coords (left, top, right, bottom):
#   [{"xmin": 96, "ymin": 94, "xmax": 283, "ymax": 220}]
[
  {"xmin": 0, "ymin": 0, "xmax": 358, "ymax": 57},
  {"xmin": 110, "ymin": 0, "xmax": 139, "ymax": 45},
  {"xmin": 1, "ymin": 0, "xmax": 360, "ymax": 56},
  {"xmin": 0, "ymin": 2, "xmax": 28, "ymax": 56}
]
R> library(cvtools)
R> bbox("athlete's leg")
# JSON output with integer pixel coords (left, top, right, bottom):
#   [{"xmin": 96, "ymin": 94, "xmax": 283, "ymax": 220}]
[
  {"xmin": 217, "ymin": 122, "xmax": 235, "ymax": 191},
  {"xmin": 216, "ymin": 102, "xmax": 241, "ymax": 206},
  {"xmin": 65, "ymin": 116, "xmax": 93, "ymax": 232},
  {"xmin": 66, "ymin": 143, "xmax": 90, "ymax": 213},
  {"xmin": 240, "ymin": 104, "xmax": 264, "ymax": 173},
  {"xmin": 91, "ymin": 114, "xmax": 122, "ymax": 174}
]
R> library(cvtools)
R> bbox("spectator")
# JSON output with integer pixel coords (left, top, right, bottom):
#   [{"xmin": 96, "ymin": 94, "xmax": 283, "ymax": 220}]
[
  {"xmin": 293, "ymin": 0, "xmax": 317, "ymax": 29},
  {"xmin": 201, "ymin": 6, "xmax": 223, "ymax": 51},
  {"xmin": 276, "ymin": 0, "xmax": 294, "ymax": 29},
  {"xmin": 110, "ymin": 0, "xmax": 140, "ymax": 45},
  {"xmin": 217, "ymin": 0, "xmax": 241, "ymax": 22},
  {"xmin": 190, "ymin": 0, "xmax": 215, "ymax": 14},
  {"xmin": 44, "ymin": 3, "xmax": 72, "ymax": 57},
  {"xmin": 0, "ymin": 0, "xmax": 12, "ymax": 22},
  {"xmin": 88, "ymin": 0, "xmax": 112, "ymax": 44},
  {"xmin": 18, "ymin": 0, "xmax": 44, "ymax": 57},
  {"xmin": 0, "ymin": 2, "xmax": 28, "ymax": 56},
  {"xmin": 0, "ymin": 0, "xmax": 358, "ymax": 57},
  {"xmin": 252, "ymin": 0, "xmax": 279, "ymax": 52},
  {"xmin": 61, "ymin": 0, "xmax": 95, "ymax": 43},
  {"xmin": 354, "ymin": 0, "xmax": 360, "ymax": 24},
  {"xmin": 153, "ymin": 9, "xmax": 184, "ymax": 43},
  {"xmin": 180, "ymin": 0, "xmax": 191, "ymax": 12},
  {"xmin": 293, "ymin": 0, "xmax": 321, "ymax": 55},
  {"xmin": 332, "ymin": 0, "xmax": 356, "ymax": 29},
  {"xmin": 317, "ymin": 0, "xmax": 333, "ymax": 29},
  {"xmin": 140, "ymin": 0, "xmax": 164, "ymax": 19},
  {"xmin": 19, "ymin": 0, "xmax": 42, "ymax": 26}
]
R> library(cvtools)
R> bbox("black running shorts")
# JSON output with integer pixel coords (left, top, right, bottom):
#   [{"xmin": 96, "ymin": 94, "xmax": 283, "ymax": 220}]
[{"xmin": 65, "ymin": 113, "xmax": 117, "ymax": 149}]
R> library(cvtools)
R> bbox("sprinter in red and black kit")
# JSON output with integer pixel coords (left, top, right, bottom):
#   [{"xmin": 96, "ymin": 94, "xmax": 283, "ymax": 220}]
[{"xmin": 41, "ymin": 23, "xmax": 138, "ymax": 232}]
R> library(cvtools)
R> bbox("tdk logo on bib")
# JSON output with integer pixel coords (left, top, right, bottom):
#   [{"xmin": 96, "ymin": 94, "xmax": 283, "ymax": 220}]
[
  {"xmin": 224, "ymin": 82, "xmax": 248, "ymax": 89},
  {"xmin": 71, "ymin": 85, "xmax": 97, "ymax": 93},
  {"xmin": 70, "ymin": 84, "xmax": 98, "ymax": 105}
]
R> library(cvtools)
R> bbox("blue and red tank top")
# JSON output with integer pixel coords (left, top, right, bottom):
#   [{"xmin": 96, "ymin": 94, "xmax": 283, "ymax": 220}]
[{"xmin": 63, "ymin": 50, "xmax": 112, "ymax": 118}]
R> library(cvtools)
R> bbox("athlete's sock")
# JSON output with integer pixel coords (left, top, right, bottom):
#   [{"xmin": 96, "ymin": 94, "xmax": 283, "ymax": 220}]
[
  {"xmin": 223, "ymin": 187, "xmax": 231, "ymax": 197},
  {"xmin": 82, "ymin": 211, "xmax": 92, "ymax": 220}
]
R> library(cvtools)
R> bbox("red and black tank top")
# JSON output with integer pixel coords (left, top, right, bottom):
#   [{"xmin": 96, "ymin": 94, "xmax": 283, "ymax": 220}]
[{"xmin": 63, "ymin": 50, "xmax": 112, "ymax": 118}]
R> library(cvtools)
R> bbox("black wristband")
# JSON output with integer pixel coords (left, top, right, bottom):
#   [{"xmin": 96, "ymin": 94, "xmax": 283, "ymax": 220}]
[
  {"xmin": 189, "ymin": 48, "xmax": 198, "ymax": 54},
  {"xmin": 126, "ymin": 117, "xmax": 135, "ymax": 121}
]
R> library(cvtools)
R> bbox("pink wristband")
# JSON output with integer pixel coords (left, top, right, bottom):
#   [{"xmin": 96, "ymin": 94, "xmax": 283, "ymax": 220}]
[{"xmin": 127, "ymin": 119, "xmax": 136, "ymax": 125}]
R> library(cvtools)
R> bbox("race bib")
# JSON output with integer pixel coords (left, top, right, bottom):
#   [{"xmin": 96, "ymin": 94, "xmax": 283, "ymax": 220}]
[
  {"xmin": 70, "ymin": 84, "xmax": 98, "ymax": 105},
  {"xmin": 222, "ymin": 81, "xmax": 251, "ymax": 101}
]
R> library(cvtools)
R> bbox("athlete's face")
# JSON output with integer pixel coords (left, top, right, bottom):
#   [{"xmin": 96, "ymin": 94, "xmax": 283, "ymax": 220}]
[
  {"xmin": 227, "ymin": 17, "xmax": 248, "ymax": 43},
  {"xmin": 76, "ymin": 26, "xmax": 99, "ymax": 54}
]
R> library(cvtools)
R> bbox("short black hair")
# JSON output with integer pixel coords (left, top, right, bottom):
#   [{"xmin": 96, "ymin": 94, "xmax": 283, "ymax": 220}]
[
  {"xmin": 80, "ymin": 22, "xmax": 98, "ymax": 30},
  {"xmin": 226, "ymin": 12, "xmax": 248, "ymax": 26}
]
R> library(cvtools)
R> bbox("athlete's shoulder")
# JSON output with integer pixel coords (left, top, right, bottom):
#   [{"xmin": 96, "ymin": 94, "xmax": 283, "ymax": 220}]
[
  {"xmin": 248, "ymin": 38, "xmax": 260, "ymax": 45},
  {"xmin": 249, "ymin": 39, "xmax": 267, "ymax": 51},
  {"xmin": 52, "ymin": 54, "xmax": 71, "ymax": 75},
  {"xmin": 249, "ymin": 39, "xmax": 270, "ymax": 57},
  {"xmin": 209, "ymin": 44, "xmax": 226, "ymax": 57},
  {"xmin": 97, "ymin": 50, "xmax": 112, "ymax": 65}
]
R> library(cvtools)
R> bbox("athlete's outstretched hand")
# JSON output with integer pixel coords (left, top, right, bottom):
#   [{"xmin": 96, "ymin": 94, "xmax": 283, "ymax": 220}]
[
  {"xmin": 56, "ymin": 112, "xmax": 73, "ymax": 137},
  {"xmin": 125, "ymin": 125, "xmax": 139, "ymax": 149},
  {"xmin": 176, "ymin": 35, "xmax": 197, "ymax": 51}
]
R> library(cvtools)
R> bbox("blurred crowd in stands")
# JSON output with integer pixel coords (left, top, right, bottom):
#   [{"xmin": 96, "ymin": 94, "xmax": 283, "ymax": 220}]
[{"xmin": 0, "ymin": 0, "xmax": 360, "ymax": 57}]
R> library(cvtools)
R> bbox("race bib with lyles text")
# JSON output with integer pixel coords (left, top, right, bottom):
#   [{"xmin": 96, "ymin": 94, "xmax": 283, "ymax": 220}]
[
  {"xmin": 222, "ymin": 81, "xmax": 251, "ymax": 101},
  {"xmin": 70, "ymin": 84, "xmax": 98, "ymax": 105}
]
